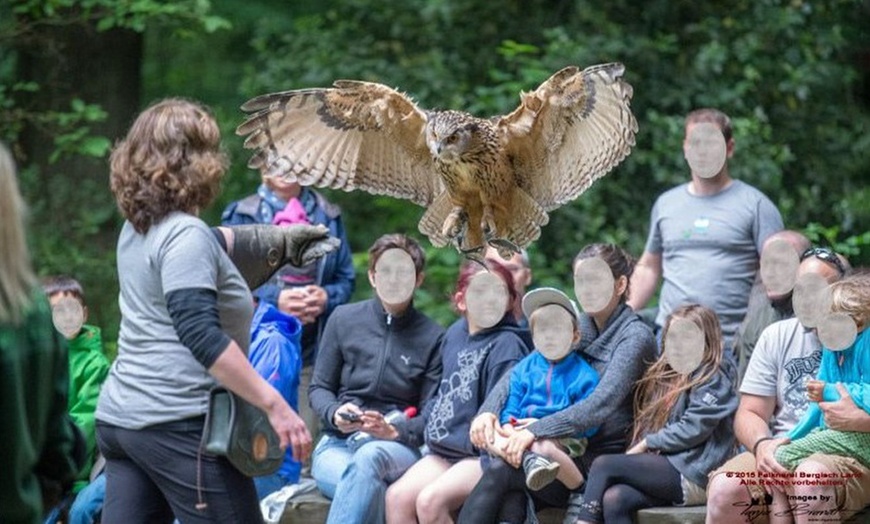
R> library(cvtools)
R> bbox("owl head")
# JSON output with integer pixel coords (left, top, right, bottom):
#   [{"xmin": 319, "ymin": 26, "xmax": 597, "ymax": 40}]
[{"xmin": 425, "ymin": 110, "xmax": 482, "ymax": 164}]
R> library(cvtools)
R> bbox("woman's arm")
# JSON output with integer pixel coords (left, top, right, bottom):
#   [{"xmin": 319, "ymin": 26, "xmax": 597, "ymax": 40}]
[
  {"xmin": 208, "ymin": 342, "xmax": 311, "ymax": 461},
  {"xmin": 307, "ymin": 312, "xmax": 346, "ymax": 430}
]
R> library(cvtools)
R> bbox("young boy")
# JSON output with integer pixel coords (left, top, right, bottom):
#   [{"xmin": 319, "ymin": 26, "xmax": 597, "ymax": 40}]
[
  {"xmin": 495, "ymin": 287, "xmax": 599, "ymax": 491},
  {"xmin": 43, "ymin": 276, "xmax": 111, "ymax": 521}
]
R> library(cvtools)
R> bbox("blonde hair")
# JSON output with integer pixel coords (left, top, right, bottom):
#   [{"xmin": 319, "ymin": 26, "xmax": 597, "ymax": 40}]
[
  {"xmin": 0, "ymin": 143, "xmax": 37, "ymax": 324},
  {"xmin": 631, "ymin": 304, "xmax": 724, "ymax": 445},
  {"xmin": 110, "ymin": 98, "xmax": 228, "ymax": 233},
  {"xmin": 830, "ymin": 273, "xmax": 870, "ymax": 329}
]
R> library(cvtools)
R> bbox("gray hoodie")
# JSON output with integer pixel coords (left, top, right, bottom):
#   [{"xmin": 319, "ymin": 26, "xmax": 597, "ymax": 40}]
[{"xmin": 645, "ymin": 352, "xmax": 738, "ymax": 488}]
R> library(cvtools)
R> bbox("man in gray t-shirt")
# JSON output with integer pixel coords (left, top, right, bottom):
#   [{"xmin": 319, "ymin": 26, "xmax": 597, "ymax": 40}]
[{"xmin": 628, "ymin": 108, "xmax": 783, "ymax": 349}]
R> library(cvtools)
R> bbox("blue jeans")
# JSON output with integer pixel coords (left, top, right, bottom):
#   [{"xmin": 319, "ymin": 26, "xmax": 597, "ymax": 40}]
[
  {"xmin": 69, "ymin": 473, "xmax": 106, "ymax": 524},
  {"xmin": 312, "ymin": 435, "xmax": 421, "ymax": 524}
]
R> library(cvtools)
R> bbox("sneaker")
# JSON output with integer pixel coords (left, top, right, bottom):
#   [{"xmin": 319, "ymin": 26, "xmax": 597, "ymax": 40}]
[{"xmin": 522, "ymin": 451, "xmax": 560, "ymax": 491}]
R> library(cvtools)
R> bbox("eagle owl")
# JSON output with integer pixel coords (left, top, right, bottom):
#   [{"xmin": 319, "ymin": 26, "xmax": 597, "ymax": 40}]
[{"xmin": 237, "ymin": 63, "xmax": 638, "ymax": 260}]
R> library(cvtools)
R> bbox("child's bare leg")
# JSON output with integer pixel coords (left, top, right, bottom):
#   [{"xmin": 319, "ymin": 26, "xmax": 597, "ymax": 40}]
[{"xmin": 530, "ymin": 439, "xmax": 584, "ymax": 489}]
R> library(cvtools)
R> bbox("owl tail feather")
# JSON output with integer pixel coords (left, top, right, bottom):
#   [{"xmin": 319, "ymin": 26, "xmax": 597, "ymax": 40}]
[
  {"xmin": 494, "ymin": 189, "xmax": 547, "ymax": 253},
  {"xmin": 418, "ymin": 193, "xmax": 453, "ymax": 247}
]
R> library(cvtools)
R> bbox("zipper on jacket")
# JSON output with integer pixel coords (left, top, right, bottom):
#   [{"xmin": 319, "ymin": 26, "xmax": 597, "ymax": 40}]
[
  {"xmin": 546, "ymin": 362, "xmax": 554, "ymax": 407},
  {"xmin": 375, "ymin": 313, "xmax": 394, "ymax": 399}
]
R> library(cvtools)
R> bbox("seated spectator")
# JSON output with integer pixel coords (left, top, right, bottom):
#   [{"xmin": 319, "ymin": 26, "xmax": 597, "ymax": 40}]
[
  {"xmin": 43, "ymin": 275, "xmax": 111, "ymax": 524},
  {"xmin": 222, "ymin": 170, "xmax": 356, "ymax": 452},
  {"xmin": 485, "ymin": 247, "xmax": 533, "ymax": 327},
  {"xmin": 705, "ymin": 251, "xmax": 870, "ymax": 523},
  {"xmin": 573, "ymin": 304, "xmax": 737, "ymax": 523},
  {"xmin": 457, "ymin": 243, "xmax": 657, "ymax": 524},
  {"xmin": 309, "ymin": 234, "xmax": 444, "ymax": 524},
  {"xmin": 248, "ymin": 300, "xmax": 304, "ymax": 499},
  {"xmin": 385, "ymin": 259, "xmax": 530, "ymax": 523},
  {"xmin": 775, "ymin": 272, "xmax": 870, "ymax": 469},
  {"xmin": 735, "ymin": 230, "xmax": 810, "ymax": 380}
]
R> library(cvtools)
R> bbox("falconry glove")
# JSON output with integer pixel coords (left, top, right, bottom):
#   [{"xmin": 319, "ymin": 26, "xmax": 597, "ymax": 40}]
[{"xmin": 227, "ymin": 224, "xmax": 340, "ymax": 290}]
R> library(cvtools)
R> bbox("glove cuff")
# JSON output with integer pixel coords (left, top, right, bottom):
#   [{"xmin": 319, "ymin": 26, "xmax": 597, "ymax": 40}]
[{"xmin": 227, "ymin": 225, "xmax": 287, "ymax": 290}]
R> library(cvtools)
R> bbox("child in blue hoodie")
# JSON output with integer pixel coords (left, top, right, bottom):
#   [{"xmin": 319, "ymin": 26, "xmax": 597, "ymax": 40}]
[
  {"xmin": 495, "ymin": 287, "xmax": 599, "ymax": 492},
  {"xmin": 776, "ymin": 273, "xmax": 870, "ymax": 470}
]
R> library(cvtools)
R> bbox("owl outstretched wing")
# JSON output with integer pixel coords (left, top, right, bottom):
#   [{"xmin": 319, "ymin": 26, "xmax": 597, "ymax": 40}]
[
  {"xmin": 236, "ymin": 81, "xmax": 443, "ymax": 207},
  {"xmin": 498, "ymin": 63, "xmax": 638, "ymax": 211}
]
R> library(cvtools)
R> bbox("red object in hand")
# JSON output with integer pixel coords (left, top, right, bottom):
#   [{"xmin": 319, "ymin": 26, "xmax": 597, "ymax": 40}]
[{"xmin": 509, "ymin": 416, "xmax": 518, "ymax": 426}]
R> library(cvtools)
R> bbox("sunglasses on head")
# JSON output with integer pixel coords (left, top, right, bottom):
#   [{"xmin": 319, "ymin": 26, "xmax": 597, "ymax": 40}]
[{"xmin": 800, "ymin": 247, "xmax": 846, "ymax": 276}]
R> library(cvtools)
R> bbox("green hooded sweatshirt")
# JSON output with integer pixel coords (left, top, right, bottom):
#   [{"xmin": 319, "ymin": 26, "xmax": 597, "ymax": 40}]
[{"xmin": 67, "ymin": 324, "xmax": 110, "ymax": 493}]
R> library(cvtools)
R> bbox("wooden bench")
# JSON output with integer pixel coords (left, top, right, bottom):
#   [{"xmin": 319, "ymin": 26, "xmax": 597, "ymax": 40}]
[
  {"xmin": 277, "ymin": 492, "xmax": 708, "ymax": 523},
  {"xmin": 277, "ymin": 491, "xmax": 870, "ymax": 523}
]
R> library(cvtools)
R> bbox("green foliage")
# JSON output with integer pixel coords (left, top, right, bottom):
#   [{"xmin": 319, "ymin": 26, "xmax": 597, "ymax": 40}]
[
  {"xmin": 9, "ymin": 0, "xmax": 230, "ymax": 34},
  {"xmin": 1, "ymin": 0, "xmax": 231, "ymax": 348},
  {"xmin": 2, "ymin": 0, "xmax": 868, "ymax": 339}
]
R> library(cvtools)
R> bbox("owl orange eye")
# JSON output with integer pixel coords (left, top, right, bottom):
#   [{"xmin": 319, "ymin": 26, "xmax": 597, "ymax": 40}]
[{"xmin": 445, "ymin": 134, "xmax": 458, "ymax": 144}]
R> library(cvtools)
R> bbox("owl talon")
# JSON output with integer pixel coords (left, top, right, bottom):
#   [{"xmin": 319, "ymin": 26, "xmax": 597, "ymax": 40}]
[
  {"xmin": 488, "ymin": 238, "xmax": 520, "ymax": 260},
  {"xmin": 443, "ymin": 208, "xmax": 469, "ymax": 239},
  {"xmin": 482, "ymin": 208, "xmax": 498, "ymax": 239},
  {"xmin": 461, "ymin": 245, "xmax": 487, "ymax": 268}
]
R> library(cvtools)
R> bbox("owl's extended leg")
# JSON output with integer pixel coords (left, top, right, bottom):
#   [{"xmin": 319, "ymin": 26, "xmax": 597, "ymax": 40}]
[
  {"xmin": 461, "ymin": 245, "xmax": 487, "ymax": 268},
  {"xmin": 481, "ymin": 204, "xmax": 498, "ymax": 239}
]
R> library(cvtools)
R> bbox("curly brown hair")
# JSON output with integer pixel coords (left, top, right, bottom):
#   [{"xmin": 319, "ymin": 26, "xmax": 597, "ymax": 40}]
[{"xmin": 109, "ymin": 98, "xmax": 228, "ymax": 233}]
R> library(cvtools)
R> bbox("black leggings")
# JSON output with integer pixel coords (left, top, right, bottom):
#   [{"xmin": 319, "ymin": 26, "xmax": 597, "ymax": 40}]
[
  {"xmin": 575, "ymin": 453, "xmax": 683, "ymax": 524},
  {"xmin": 457, "ymin": 456, "xmax": 572, "ymax": 524}
]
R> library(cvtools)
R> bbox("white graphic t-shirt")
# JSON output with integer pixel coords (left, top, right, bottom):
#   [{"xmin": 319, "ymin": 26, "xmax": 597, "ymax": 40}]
[{"xmin": 740, "ymin": 317, "xmax": 822, "ymax": 436}]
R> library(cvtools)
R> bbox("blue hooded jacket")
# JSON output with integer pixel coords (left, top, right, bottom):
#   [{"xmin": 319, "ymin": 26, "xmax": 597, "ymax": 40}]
[
  {"xmin": 222, "ymin": 184, "xmax": 355, "ymax": 365},
  {"xmin": 500, "ymin": 351, "xmax": 599, "ymax": 438},
  {"xmin": 248, "ymin": 302, "xmax": 303, "ymax": 483},
  {"xmin": 789, "ymin": 327, "xmax": 870, "ymax": 439}
]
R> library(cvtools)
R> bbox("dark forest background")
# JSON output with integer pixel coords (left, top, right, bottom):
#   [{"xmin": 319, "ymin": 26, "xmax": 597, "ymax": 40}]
[{"xmin": 2, "ymin": 0, "xmax": 869, "ymax": 353}]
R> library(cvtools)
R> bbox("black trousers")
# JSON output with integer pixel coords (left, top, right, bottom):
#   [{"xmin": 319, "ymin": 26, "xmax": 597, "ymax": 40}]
[
  {"xmin": 96, "ymin": 418, "xmax": 262, "ymax": 524},
  {"xmin": 457, "ymin": 453, "xmax": 586, "ymax": 524},
  {"xmin": 457, "ymin": 438, "xmax": 625, "ymax": 524}
]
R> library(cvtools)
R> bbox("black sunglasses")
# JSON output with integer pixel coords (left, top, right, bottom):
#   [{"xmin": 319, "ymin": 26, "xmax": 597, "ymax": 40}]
[{"xmin": 800, "ymin": 247, "xmax": 846, "ymax": 276}]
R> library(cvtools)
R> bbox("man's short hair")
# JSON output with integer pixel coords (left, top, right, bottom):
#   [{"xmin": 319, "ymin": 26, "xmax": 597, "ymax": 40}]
[
  {"xmin": 368, "ymin": 234, "xmax": 426, "ymax": 274},
  {"xmin": 686, "ymin": 108, "xmax": 732, "ymax": 142}
]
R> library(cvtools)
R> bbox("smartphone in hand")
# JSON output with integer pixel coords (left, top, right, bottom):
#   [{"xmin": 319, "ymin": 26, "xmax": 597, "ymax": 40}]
[{"xmin": 339, "ymin": 411, "xmax": 361, "ymax": 423}]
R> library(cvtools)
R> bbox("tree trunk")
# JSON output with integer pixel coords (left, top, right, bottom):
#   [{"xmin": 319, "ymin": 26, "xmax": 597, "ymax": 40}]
[{"xmin": 15, "ymin": 19, "xmax": 142, "ymax": 339}]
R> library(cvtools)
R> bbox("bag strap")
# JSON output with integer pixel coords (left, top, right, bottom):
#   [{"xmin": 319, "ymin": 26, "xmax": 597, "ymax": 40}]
[{"xmin": 195, "ymin": 387, "xmax": 224, "ymax": 512}]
